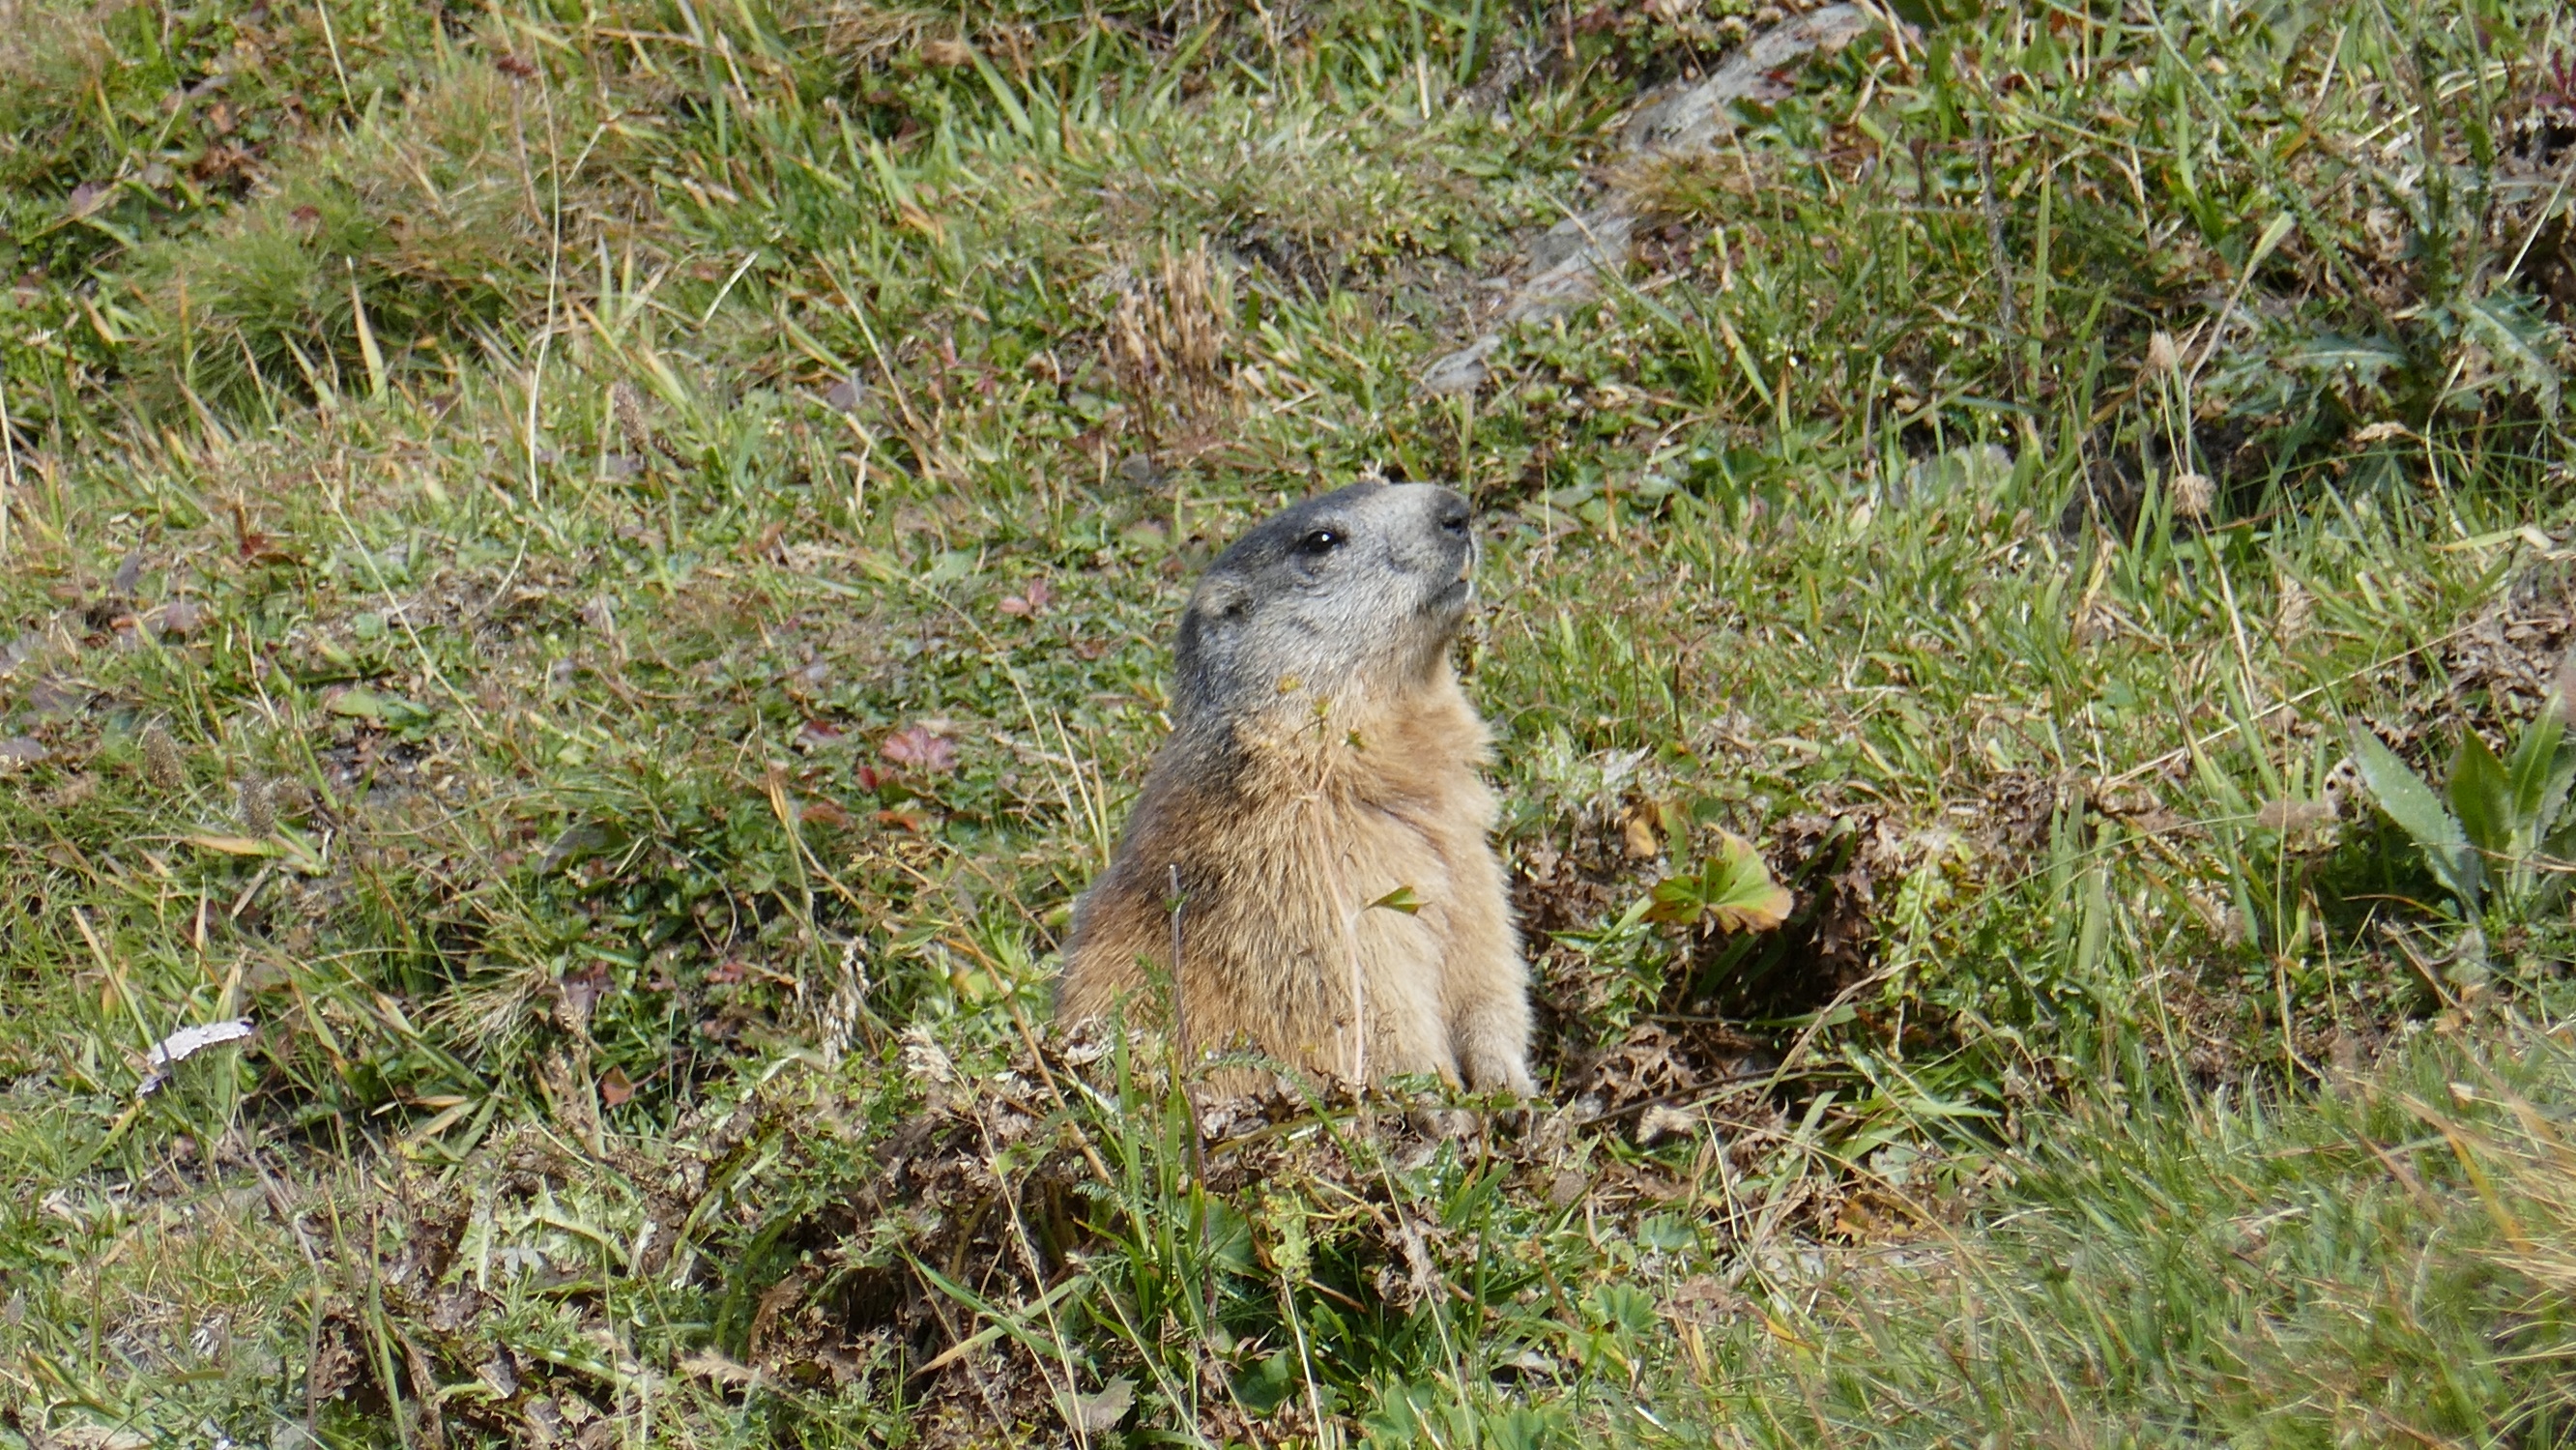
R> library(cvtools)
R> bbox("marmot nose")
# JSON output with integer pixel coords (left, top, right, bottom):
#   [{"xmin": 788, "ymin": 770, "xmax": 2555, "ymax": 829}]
[{"xmin": 1433, "ymin": 493, "xmax": 1471, "ymax": 537}]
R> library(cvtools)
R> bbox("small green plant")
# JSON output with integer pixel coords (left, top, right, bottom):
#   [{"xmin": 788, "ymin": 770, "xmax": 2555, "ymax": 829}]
[
  {"xmin": 1642, "ymin": 829, "xmax": 1795, "ymax": 935},
  {"xmin": 2349, "ymin": 697, "xmax": 2576, "ymax": 926}
]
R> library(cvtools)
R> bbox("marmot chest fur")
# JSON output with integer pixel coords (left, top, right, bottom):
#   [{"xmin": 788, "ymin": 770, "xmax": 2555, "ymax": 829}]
[{"xmin": 1056, "ymin": 481, "xmax": 1534, "ymax": 1093}]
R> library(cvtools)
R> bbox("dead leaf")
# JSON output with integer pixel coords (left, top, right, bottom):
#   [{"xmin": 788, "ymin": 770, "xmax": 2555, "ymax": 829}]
[
  {"xmin": 999, "ymin": 577, "xmax": 1054, "ymax": 617},
  {"xmin": 748, "ymin": 1270, "xmax": 809, "ymax": 1361},
  {"xmin": 156, "ymin": 599, "xmax": 206, "ymax": 636},
  {"xmin": 679, "ymin": 1350, "xmax": 757, "ymax": 1386},
  {"xmin": 919, "ymin": 36, "xmax": 974, "ymax": 67},
  {"xmin": 1664, "ymin": 1275, "xmax": 1749, "ymax": 1326},
  {"xmin": 596, "ymin": 1065, "xmax": 635, "ymax": 1108},
  {"xmin": 822, "ymin": 373, "xmax": 867, "ymax": 413},
  {"xmin": 185, "ymin": 834, "xmax": 277, "ymax": 856},
  {"xmin": 881, "ymin": 723, "xmax": 956, "ymax": 773},
  {"xmin": 2254, "ymin": 798, "xmax": 2333, "ymax": 832},
  {"xmin": 1062, "ymin": 1377, "xmax": 1134, "ymax": 1434},
  {"xmin": 229, "ymin": 502, "xmax": 301, "ymax": 566},
  {"xmin": 1622, "ymin": 810, "xmax": 1662, "ymax": 859}
]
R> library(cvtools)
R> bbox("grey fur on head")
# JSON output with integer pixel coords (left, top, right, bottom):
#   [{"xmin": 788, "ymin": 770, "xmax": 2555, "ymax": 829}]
[{"xmin": 1172, "ymin": 481, "xmax": 1476, "ymax": 733}]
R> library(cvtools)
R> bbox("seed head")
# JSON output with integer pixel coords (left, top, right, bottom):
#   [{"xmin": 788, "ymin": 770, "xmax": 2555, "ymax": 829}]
[
  {"xmin": 269, "ymin": 778, "xmax": 313, "ymax": 822},
  {"xmin": 239, "ymin": 777, "xmax": 275, "ymax": 838},
  {"xmin": 141, "ymin": 724, "xmax": 185, "ymax": 792},
  {"xmin": 610, "ymin": 381, "xmax": 652, "ymax": 450},
  {"xmin": 2171, "ymin": 471, "xmax": 2214, "ymax": 519},
  {"xmin": 2276, "ymin": 575, "xmax": 2313, "ymax": 643}
]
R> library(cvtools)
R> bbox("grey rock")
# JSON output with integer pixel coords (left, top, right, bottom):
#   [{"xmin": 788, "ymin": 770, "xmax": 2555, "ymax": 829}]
[
  {"xmin": 1526, "ymin": 210, "xmax": 1619, "ymax": 274},
  {"xmin": 1420, "ymin": 336, "xmax": 1502, "ymax": 396},
  {"xmin": 1505, "ymin": 211, "xmax": 1635, "ymax": 324},
  {"xmin": 1418, "ymin": 4, "xmax": 1878, "ymax": 397},
  {"xmin": 1621, "ymin": 6, "xmax": 1873, "ymax": 156}
]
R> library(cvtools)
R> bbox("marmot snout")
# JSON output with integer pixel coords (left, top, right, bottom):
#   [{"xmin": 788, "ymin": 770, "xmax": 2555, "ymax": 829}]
[{"xmin": 1057, "ymin": 481, "xmax": 1535, "ymax": 1094}]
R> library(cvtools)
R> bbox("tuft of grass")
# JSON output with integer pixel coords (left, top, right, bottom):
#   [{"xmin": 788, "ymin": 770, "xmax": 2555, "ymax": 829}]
[{"xmin": 1688, "ymin": 1016, "xmax": 2576, "ymax": 1444}]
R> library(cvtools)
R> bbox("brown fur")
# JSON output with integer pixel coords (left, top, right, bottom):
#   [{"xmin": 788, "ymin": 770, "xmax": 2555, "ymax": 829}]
[{"xmin": 1056, "ymin": 482, "xmax": 1534, "ymax": 1093}]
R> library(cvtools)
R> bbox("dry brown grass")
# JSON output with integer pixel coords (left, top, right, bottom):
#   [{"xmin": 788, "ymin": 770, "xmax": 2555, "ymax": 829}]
[{"xmin": 1103, "ymin": 239, "xmax": 1240, "ymax": 454}]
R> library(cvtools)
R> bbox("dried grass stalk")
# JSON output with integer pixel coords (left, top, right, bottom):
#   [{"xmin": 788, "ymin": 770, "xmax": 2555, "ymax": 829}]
[{"xmin": 1104, "ymin": 240, "xmax": 1236, "ymax": 450}]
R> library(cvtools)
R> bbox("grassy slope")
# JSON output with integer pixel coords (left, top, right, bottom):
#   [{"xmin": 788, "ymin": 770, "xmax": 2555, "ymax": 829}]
[{"xmin": 3, "ymin": 0, "xmax": 2576, "ymax": 1443}]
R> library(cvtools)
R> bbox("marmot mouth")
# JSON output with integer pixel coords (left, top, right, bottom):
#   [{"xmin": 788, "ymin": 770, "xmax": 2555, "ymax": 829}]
[{"xmin": 1429, "ymin": 576, "xmax": 1474, "ymax": 612}]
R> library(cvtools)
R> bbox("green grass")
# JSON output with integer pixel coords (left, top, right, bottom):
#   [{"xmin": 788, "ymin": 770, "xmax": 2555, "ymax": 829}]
[{"xmin": 4, "ymin": 0, "xmax": 2576, "ymax": 1442}]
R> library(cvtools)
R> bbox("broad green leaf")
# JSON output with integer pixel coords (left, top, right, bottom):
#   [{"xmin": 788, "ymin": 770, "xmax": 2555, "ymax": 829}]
[
  {"xmin": 2505, "ymin": 710, "xmax": 2564, "ymax": 825},
  {"xmin": 2291, "ymin": 334, "xmax": 2405, "ymax": 381},
  {"xmin": 1644, "ymin": 873, "xmax": 1709, "ymax": 926},
  {"xmin": 2350, "ymin": 726, "xmax": 2479, "ymax": 910},
  {"xmin": 2457, "ymin": 294, "xmax": 2565, "ymax": 416},
  {"xmin": 2538, "ymin": 748, "xmax": 2576, "ymax": 841},
  {"xmin": 1644, "ymin": 832, "xmax": 1793, "ymax": 933},
  {"xmin": 327, "ymin": 687, "xmax": 391, "ymax": 720},
  {"xmin": 2539, "ymin": 821, "xmax": 2576, "ymax": 914},
  {"xmin": 2449, "ymin": 730, "xmax": 2516, "ymax": 861},
  {"xmin": 327, "ymin": 686, "xmax": 434, "ymax": 727}
]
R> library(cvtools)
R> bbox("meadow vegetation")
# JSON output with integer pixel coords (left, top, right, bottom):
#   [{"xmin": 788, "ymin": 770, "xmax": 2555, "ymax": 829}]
[{"xmin": 4, "ymin": 0, "xmax": 2576, "ymax": 1442}]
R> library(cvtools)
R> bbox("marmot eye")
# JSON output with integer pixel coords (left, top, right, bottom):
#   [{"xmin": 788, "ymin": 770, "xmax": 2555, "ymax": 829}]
[{"xmin": 1295, "ymin": 528, "xmax": 1342, "ymax": 557}]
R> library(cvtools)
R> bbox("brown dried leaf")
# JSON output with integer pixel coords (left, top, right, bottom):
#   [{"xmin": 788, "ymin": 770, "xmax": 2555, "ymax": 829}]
[{"xmin": 882, "ymin": 723, "xmax": 957, "ymax": 773}]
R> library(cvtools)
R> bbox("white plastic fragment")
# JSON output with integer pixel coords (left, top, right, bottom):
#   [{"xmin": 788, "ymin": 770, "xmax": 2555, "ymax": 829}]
[{"xmin": 135, "ymin": 1018, "xmax": 255, "ymax": 1097}]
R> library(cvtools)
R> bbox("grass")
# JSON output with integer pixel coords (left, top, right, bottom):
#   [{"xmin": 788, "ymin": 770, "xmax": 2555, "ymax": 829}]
[{"xmin": 3, "ymin": 0, "xmax": 2576, "ymax": 1442}]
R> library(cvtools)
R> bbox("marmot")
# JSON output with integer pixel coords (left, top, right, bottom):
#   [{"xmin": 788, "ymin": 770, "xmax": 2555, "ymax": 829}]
[{"xmin": 1057, "ymin": 481, "xmax": 1535, "ymax": 1094}]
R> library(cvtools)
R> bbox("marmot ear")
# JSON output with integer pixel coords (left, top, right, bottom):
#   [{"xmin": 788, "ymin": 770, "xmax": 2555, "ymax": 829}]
[
  {"xmin": 1200, "ymin": 578, "xmax": 1253, "ymax": 622},
  {"xmin": 1177, "ymin": 578, "xmax": 1250, "ymax": 678}
]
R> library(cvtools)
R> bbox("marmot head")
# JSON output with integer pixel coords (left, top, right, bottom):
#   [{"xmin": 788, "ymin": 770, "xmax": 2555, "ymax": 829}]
[{"xmin": 1172, "ymin": 481, "xmax": 1478, "ymax": 733}]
